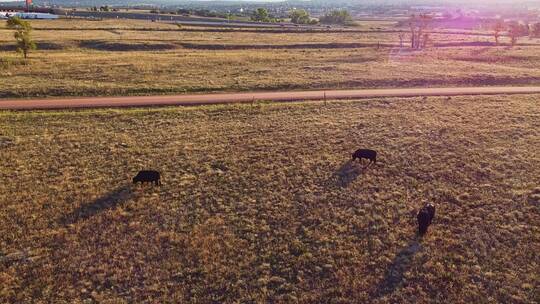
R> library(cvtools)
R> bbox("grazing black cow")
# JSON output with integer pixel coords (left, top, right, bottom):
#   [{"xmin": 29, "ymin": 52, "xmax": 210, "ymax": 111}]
[
  {"xmin": 133, "ymin": 170, "xmax": 161, "ymax": 186},
  {"xmin": 417, "ymin": 203, "xmax": 436, "ymax": 235},
  {"xmin": 352, "ymin": 149, "xmax": 377, "ymax": 164}
]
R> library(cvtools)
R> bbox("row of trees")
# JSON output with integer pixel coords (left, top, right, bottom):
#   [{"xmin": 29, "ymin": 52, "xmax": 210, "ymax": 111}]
[
  {"xmin": 251, "ymin": 8, "xmax": 352, "ymax": 26},
  {"xmin": 402, "ymin": 15, "xmax": 539, "ymax": 50},
  {"xmin": 90, "ymin": 6, "xmax": 119, "ymax": 12},
  {"xmin": 493, "ymin": 20, "xmax": 540, "ymax": 46}
]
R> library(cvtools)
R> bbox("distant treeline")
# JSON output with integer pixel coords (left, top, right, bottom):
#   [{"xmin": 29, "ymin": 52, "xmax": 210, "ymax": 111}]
[{"xmin": 147, "ymin": 8, "xmax": 234, "ymax": 19}]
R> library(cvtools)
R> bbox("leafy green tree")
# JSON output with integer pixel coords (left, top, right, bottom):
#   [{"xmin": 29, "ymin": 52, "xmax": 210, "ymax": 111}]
[
  {"xmin": 6, "ymin": 17, "xmax": 36, "ymax": 59},
  {"xmin": 251, "ymin": 8, "xmax": 270, "ymax": 22},
  {"xmin": 319, "ymin": 10, "xmax": 352, "ymax": 25},
  {"xmin": 289, "ymin": 9, "xmax": 311, "ymax": 25}
]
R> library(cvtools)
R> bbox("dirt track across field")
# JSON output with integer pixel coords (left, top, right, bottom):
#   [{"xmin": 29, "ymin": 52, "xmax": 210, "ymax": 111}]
[{"xmin": 1, "ymin": 86, "xmax": 540, "ymax": 110}]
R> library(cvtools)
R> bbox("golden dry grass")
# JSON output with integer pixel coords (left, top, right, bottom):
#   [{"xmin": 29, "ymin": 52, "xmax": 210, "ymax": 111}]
[
  {"xmin": 0, "ymin": 19, "xmax": 540, "ymax": 98},
  {"xmin": 0, "ymin": 95, "xmax": 539, "ymax": 303}
]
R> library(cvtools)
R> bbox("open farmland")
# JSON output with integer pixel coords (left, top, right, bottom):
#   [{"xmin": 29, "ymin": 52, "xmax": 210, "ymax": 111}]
[
  {"xmin": 0, "ymin": 96, "xmax": 538, "ymax": 303},
  {"xmin": 1, "ymin": 19, "xmax": 540, "ymax": 98}
]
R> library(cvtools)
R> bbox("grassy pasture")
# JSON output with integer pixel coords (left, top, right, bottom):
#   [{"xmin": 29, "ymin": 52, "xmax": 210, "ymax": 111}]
[
  {"xmin": 0, "ymin": 96, "xmax": 539, "ymax": 303},
  {"xmin": 1, "ymin": 19, "xmax": 540, "ymax": 98}
]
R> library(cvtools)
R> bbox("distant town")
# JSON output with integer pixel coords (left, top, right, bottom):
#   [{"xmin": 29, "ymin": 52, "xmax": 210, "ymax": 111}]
[{"xmin": 1, "ymin": 0, "xmax": 539, "ymax": 29}]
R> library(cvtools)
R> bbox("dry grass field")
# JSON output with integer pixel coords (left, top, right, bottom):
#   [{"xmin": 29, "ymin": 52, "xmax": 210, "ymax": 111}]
[
  {"xmin": 1, "ymin": 19, "xmax": 540, "ymax": 98},
  {"xmin": 1, "ymin": 96, "xmax": 538, "ymax": 303}
]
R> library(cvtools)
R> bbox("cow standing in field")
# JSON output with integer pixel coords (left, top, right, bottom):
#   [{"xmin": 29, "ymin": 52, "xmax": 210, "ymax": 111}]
[
  {"xmin": 352, "ymin": 149, "xmax": 377, "ymax": 165},
  {"xmin": 417, "ymin": 203, "xmax": 436, "ymax": 236},
  {"xmin": 133, "ymin": 170, "xmax": 161, "ymax": 186}
]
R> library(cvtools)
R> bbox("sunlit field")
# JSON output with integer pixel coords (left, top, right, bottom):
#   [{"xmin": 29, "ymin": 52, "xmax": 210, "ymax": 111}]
[
  {"xmin": 1, "ymin": 96, "xmax": 538, "ymax": 303},
  {"xmin": 1, "ymin": 19, "xmax": 540, "ymax": 98}
]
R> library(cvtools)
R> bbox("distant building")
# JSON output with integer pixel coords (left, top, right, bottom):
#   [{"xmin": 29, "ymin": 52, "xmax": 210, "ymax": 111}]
[
  {"xmin": 0, "ymin": 11, "xmax": 14, "ymax": 19},
  {"xmin": 0, "ymin": 11, "xmax": 58, "ymax": 19}
]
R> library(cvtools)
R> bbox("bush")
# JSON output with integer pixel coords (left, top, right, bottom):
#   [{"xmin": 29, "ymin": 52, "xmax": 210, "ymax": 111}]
[
  {"xmin": 251, "ymin": 8, "xmax": 270, "ymax": 22},
  {"xmin": 6, "ymin": 17, "xmax": 37, "ymax": 59},
  {"xmin": 289, "ymin": 9, "xmax": 311, "ymax": 25}
]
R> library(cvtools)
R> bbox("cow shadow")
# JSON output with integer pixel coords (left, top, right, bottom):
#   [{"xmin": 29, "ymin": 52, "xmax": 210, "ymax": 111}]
[
  {"xmin": 334, "ymin": 160, "xmax": 368, "ymax": 188},
  {"xmin": 61, "ymin": 184, "xmax": 133, "ymax": 225},
  {"xmin": 373, "ymin": 237, "xmax": 423, "ymax": 298}
]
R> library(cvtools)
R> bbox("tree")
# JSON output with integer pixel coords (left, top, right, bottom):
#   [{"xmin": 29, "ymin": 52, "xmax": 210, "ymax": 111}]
[
  {"xmin": 251, "ymin": 8, "xmax": 270, "ymax": 22},
  {"xmin": 319, "ymin": 10, "xmax": 352, "ymax": 25},
  {"xmin": 408, "ymin": 14, "xmax": 432, "ymax": 49},
  {"xmin": 422, "ymin": 33, "xmax": 430, "ymax": 49},
  {"xmin": 493, "ymin": 19, "xmax": 506, "ymax": 45},
  {"xmin": 6, "ymin": 17, "xmax": 36, "ymax": 59},
  {"xmin": 531, "ymin": 23, "xmax": 540, "ymax": 38},
  {"xmin": 508, "ymin": 21, "xmax": 528, "ymax": 47},
  {"xmin": 289, "ymin": 9, "xmax": 311, "ymax": 25}
]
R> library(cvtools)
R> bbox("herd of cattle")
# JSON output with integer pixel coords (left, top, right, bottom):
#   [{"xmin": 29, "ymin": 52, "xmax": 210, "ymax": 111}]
[{"xmin": 131, "ymin": 148, "xmax": 436, "ymax": 236}]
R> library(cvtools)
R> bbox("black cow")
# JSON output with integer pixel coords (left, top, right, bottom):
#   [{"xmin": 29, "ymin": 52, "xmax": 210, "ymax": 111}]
[
  {"xmin": 417, "ymin": 203, "xmax": 436, "ymax": 235},
  {"xmin": 133, "ymin": 170, "xmax": 161, "ymax": 186},
  {"xmin": 352, "ymin": 149, "xmax": 377, "ymax": 164}
]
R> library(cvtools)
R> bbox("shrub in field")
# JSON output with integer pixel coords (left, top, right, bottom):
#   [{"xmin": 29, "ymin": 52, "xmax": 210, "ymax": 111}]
[
  {"xmin": 289, "ymin": 9, "xmax": 311, "ymax": 25},
  {"xmin": 251, "ymin": 8, "xmax": 271, "ymax": 23},
  {"xmin": 6, "ymin": 17, "xmax": 36, "ymax": 59},
  {"xmin": 319, "ymin": 10, "xmax": 353, "ymax": 25}
]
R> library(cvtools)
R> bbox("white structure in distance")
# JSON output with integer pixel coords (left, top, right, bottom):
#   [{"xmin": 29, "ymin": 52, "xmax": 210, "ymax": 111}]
[{"xmin": 0, "ymin": 11, "xmax": 58, "ymax": 19}]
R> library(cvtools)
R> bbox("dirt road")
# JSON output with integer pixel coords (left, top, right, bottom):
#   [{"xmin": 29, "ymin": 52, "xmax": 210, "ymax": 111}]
[{"xmin": 1, "ymin": 86, "xmax": 540, "ymax": 110}]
